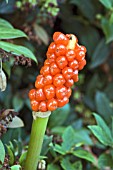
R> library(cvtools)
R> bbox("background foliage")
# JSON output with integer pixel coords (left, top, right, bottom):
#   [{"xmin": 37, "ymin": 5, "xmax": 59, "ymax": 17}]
[{"xmin": 0, "ymin": 0, "xmax": 113, "ymax": 169}]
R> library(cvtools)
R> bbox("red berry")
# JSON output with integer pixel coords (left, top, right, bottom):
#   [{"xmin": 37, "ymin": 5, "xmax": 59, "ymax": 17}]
[
  {"xmin": 50, "ymin": 62, "xmax": 60, "ymax": 75},
  {"xmin": 67, "ymin": 88, "xmax": 72, "ymax": 98},
  {"xmin": 57, "ymin": 96, "xmax": 69, "ymax": 107},
  {"xmin": 62, "ymin": 67, "xmax": 73, "ymax": 80},
  {"xmin": 36, "ymin": 88, "xmax": 46, "ymax": 102},
  {"xmin": 66, "ymin": 49, "xmax": 76, "ymax": 61},
  {"xmin": 46, "ymin": 52, "xmax": 56, "ymax": 63},
  {"xmin": 30, "ymin": 100, "xmax": 39, "ymax": 111},
  {"xmin": 75, "ymin": 51, "xmax": 85, "ymax": 62},
  {"xmin": 29, "ymin": 89, "xmax": 36, "ymax": 100},
  {"xmin": 48, "ymin": 42, "xmax": 56, "ymax": 53},
  {"xmin": 72, "ymin": 70, "xmax": 79, "ymax": 82},
  {"xmin": 53, "ymin": 74, "xmax": 65, "ymax": 87},
  {"xmin": 40, "ymin": 65, "xmax": 50, "ymax": 75},
  {"xmin": 44, "ymin": 59, "xmax": 50, "ymax": 66},
  {"xmin": 39, "ymin": 101, "xmax": 47, "ymax": 112},
  {"xmin": 69, "ymin": 59, "xmax": 78, "ymax": 70},
  {"xmin": 53, "ymin": 32, "xmax": 69, "ymax": 46},
  {"xmin": 43, "ymin": 74, "xmax": 52, "ymax": 85},
  {"xmin": 56, "ymin": 85, "xmax": 68, "ymax": 99},
  {"xmin": 44, "ymin": 85, "xmax": 55, "ymax": 99},
  {"xmin": 55, "ymin": 44, "xmax": 67, "ymax": 57},
  {"xmin": 56, "ymin": 56, "xmax": 68, "ymax": 69},
  {"xmin": 78, "ymin": 59, "xmax": 86, "ymax": 70},
  {"xmin": 35, "ymin": 75, "xmax": 44, "ymax": 88},
  {"xmin": 64, "ymin": 79, "xmax": 74, "ymax": 87},
  {"xmin": 47, "ymin": 98, "xmax": 58, "ymax": 111}
]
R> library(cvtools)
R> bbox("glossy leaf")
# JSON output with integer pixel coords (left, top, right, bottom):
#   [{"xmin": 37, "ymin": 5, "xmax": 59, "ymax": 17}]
[
  {"xmin": 98, "ymin": 153, "xmax": 113, "ymax": 168},
  {"xmin": 10, "ymin": 165, "xmax": 21, "ymax": 170},
  {"xmin": 0, "ymin": 28, "xmax": 27, "ymax": 39},
  {"xmin": 19, "ymin": 151, "xmax": 27, "ymax": 166},
  {"xmin": 61, "ymin": 158, "xmax": 75, "ymax": 170},
  {"xmin": 95, "ymin": 91, "xmax": 113, "ymax": 123},
  {"xmin": 90, "ymin": 38, "xmax": 110, "ymax": 69},
  {"xmin": 73, "ymin": 149, "xmax": 95, "ymax": 163},
  {"xmin": 99, "ymin": 0, "xmax": 112, "ymax": 9},
  {"xmin": 0, "ymin": 18, "xmax": 13, "ymax": 28},
  {"xmin": 0, "ymin": 140, "xmax": 5, "ymax": 164},
  {"xmin": 0, "ymin": 41, "xmax": 37, "ymax": 63}
]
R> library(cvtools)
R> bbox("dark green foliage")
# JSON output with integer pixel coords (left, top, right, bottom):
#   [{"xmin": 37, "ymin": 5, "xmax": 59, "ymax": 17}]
[{"xmin": 0, "ymin": 0, "xmax": 113, "ymax": 169}]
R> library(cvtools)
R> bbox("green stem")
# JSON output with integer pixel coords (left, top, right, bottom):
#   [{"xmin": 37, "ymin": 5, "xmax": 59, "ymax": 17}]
[{"xmin": 24, "ymin": 116, "xmax": 49, "ymax": 170}]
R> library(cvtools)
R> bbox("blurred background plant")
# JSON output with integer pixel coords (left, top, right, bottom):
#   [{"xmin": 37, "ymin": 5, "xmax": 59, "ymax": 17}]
[{"xmin": 0, "ymin": 0, "xmax": 113, "ymax": 169}]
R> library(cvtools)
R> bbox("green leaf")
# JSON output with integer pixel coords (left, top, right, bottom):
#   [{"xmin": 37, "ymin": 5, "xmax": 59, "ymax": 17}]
[
  {"xmin": 73, "ymin": 149, "xmax": 95, "ymax": 163},
  {"xmin": 99, "ymin": 0, "xmax": 112, "ymax": 9},
  {"xmin": 0, "ymin": 28, "xmax": 27, "ymax": 39},
  {"xmin": 62, "ymin": 126, "xmax": 76, "ymax": 151},
  {"xmin": 95, "ymin": 91, "xmax": 113, "ymax": 123},
  {"xmin": 90, "ymin": 38, "xmax": 110, "ymax": 69},
  {"xmin": 73, "ymin": 161, "xmax": 82, "ymax": 170},
  {"xmin": 0, "ymin": 140, "xmax": 5, "ymax": 164},
  {"xmin": 0, "ymin": 18, "xmax": 13, "ymax": 28},
  {"xmin": 47, "ymin": 164, "xmax": 60, "ymax": 170},
  {"xmin": 19, "ymin": 151, "xmax": 27, "ymax": 166},
  {"xmin": 61, "ymin": 158, "xmax": 75, "ymax": 170},
  {"xmin": 34, "ymin": 24, "xmax": 49, "ymax": 45},
  {"xmin": 93, "ymin": 113, "xmax": 112, "ymax": 141},
  {"xmin": 88, "ymin": 125, "xmax": 112, "ymax": 146},
  {"xmin": 101, "ymin": 17, "xmax": 113, "ymax": 43},
  {"xmin": 10, "ymin": 165, "xmax": 21, "ymax": 170},
  {"xmin": 54, "ymin": 144, "xmax": 65, "ymax": 155},
  {"xmin": 98, "ymin": 153, "xmax": 113, "ymax": 168},
  {"xmin": 41, "ymin": 135, "xmax": 53, "ymax": 155},
  {"xmin": 48, "ymin": 104, "xmax": 70, "ymax": 128},
  {"xmin": 12, "ymin": 96, "xmax": 24, "ymax": 112},
  {"xmin": 0, "ymin": 41, "xmax": 37, "ymax": 63},
  {"xmin": 51, "ymin": 126, "xmax": 66, "ymax": 135},
  {"xmin": 6, "ymin": 145, "xmax": 15, "ymax": 165},
  {"xmin": 70, "ymin": 0, "xmax": 97, "ymax": 20},
  {"xmin": 8, "ymin": 116, "xmax": 24, "ymax": 128}
]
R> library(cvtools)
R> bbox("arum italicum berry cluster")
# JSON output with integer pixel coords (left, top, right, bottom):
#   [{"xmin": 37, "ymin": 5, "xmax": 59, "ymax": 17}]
[
  {"xmin": 29, "ymin": 32, "xmax": 86, "ymax": 112},
  {"xmin": 24, "ymin": 32, "xmax": 86, "ymax": 170}
]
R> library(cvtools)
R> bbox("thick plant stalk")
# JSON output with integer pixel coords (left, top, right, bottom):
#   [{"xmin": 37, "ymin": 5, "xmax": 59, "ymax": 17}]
[{"xmin": 24, "ymin": 116, "xmax": 49, "ymax": 170}]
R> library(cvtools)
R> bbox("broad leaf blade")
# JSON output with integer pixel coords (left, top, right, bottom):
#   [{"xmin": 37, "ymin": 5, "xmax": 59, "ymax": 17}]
[
  {"xmin": 99, "ymin": 0, "xmax": 112, "ymax": 9},
  {"xmin": 0, "ymin": 28, "xmax": 27, "ymax": 39},
  {"xmin": 0, "ymin": 18, "xmax": 13, "ymax": 28},
  {"xmin": 73, "ymin": 149, "xmax": 95, "ymax": 163},
  {"xmin": 61, "ymin": 158, "xmax": 75, "ymax": 170},
  {"xmin": 0, "ymin": 41, "xmax": 37, "ymax": 63},
  {"xmin": 0, "ymin": 140, "xmax": 5, "ymax": 164},
  {"xmin": 90, "ymin": 38, "xmax": 110, "ymax": 69}
]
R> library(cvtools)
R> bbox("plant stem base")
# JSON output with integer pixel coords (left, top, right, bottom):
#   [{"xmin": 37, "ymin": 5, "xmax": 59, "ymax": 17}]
[{"xmin": 24, "ymin": 116, "xmax": 49, "ymax": 170}]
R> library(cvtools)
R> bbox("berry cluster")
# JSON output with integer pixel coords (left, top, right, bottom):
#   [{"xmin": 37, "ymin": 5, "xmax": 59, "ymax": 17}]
[{"xmin": 29, "ymin": 32, "xmax": 86, "ymax": 112}]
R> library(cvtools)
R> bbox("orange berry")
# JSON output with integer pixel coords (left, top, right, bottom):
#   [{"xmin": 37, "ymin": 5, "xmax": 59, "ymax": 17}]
[
  {"xmin": 39, "ymin": 101, "xmax": 47, "ymax": 112},
  {"xmin": 57, "ymin": 96, "xmax": 69, "ymax": 107},
  {"xmin": 29, "ymin": 89, "xmax": 36, "ymax": 100},
  {"xmin": 64, "ymin": 79, "xmax": 74, "ymax": 87},
  {"xmin": 43, "ymin": 74, "xmax": 52, "ymax": 86},
  {"xmin": 53, "ymin": 32, "xmax": 69, "ymax": 46},
  {"xmin": 48, "ymin": 42, "xmax": 56, "ymax": 53},
  {"xmin": 72, "ymin": 70, "xmax": 79, "ymax": 82},
  {"xmin": 78, "ymin": 59, "xmax": 86, "ymax": 70},
  {"xmin": 35, "ymin": 75, "xmax": 44, "ymax": 88},
  {"xmin": 44, "ymin": 85, "xmax": 55, "ymax": 99},
  {"xmin": 30, "ymin": 100, "xmax": 39, "ymax": 111},
  {"xmin": 40, "ymin": 65, "xmax": 50, "ymax": 75},
  {"xmin": 44, "ymin": 59, "xmax": 50, "ymax": 66},
  {"xmin": 66, "ymin": 49, "xmax": 76, "ymax": 61},
  {"xmin": 36, "ymin": 88, "xmax": 46, "ymax": 102},
  {"xmin": 75, "ymin": 50, "xmax": 85, "ymax": 62},
  {"xmin": 56, "ymin": 85, "xmax": 68, "ymax": 99},
  {"xmin": 55, "ymin": 44, "xmax": 67, "ymax": 57},
  {"xmin": 56, "ymin": 56, "xmax": 68, "ymax": 69},
  {"xmin": 53, "ymin": 74, "xmax": 65, "ymax": 87},
  {"xmin": 69, "ymin": 59, "xmax": 78, "ymax": 70},
  {"xmin": 50, "ymin": 62, "xmax": 60, "ymax": 75},
  {"xmin": 46, "ymin": 52, "xmax": 56, "ymax": 63},
  {"xmin": 62, "ymin": 67, "xmax": 73, "ymax": 80},
  {"xmin": 47, "ymin": 98, "xmax": 58, "ymax": 111},
  {"xmin": 67, "ymin": 88, "xmax": 72, "ymax": 98}
]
